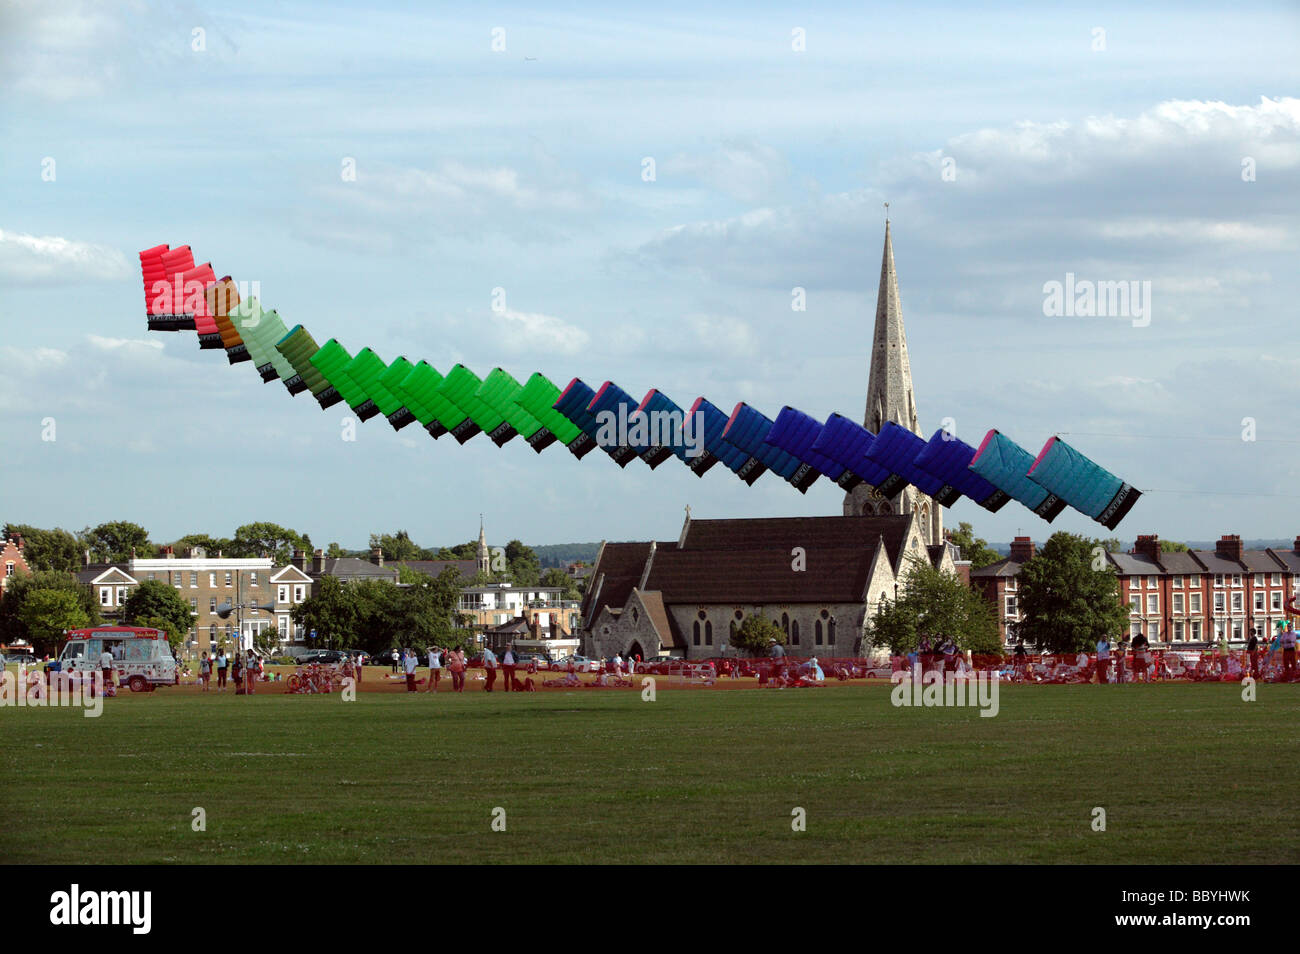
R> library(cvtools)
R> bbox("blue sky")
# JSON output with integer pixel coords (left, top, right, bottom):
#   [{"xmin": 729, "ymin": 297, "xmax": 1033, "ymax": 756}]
[{"xmin": 2, "ymin": 0, "xmax": 1298, "ymax": 549}]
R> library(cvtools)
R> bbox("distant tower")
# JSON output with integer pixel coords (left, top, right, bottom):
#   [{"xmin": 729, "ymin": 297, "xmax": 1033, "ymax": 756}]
[
  {"xmin": 477, "ymin": 515, "xmax": 491, "ymax": 575},
  {"xmin": 843, "ymin": 217, "xmax": 943, "ymax": 546}
]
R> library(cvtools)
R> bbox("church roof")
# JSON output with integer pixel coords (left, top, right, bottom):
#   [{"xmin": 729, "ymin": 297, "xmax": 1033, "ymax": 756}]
[
  {"xmin": 682, "ymin": 515, "xmax": 913, "ymax": 572},
  {"xmin": 644, "ymin": 546, "xmax": 879, "ymax": 604}
]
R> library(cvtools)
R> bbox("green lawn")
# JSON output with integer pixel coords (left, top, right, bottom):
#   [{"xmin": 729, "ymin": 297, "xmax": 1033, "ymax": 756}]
[{"xmin": 2, "ymin": 681, "xmax": 1297, "ymax": 864}]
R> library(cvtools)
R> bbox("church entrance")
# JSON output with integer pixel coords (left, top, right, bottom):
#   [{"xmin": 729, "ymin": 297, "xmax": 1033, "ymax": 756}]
[{"xmin": 627, "ymin": 640, "xmax": 645, "ymax": 663}]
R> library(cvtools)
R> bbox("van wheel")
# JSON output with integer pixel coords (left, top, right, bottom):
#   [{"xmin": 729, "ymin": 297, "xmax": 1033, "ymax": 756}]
[{"xmin": 128, "ymin": 675, "xmax": 148, "ymax": 693}]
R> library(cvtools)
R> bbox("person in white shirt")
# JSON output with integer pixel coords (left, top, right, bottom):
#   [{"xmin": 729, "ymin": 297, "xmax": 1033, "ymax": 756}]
[
  {"xmin": 501, "ymin": 644, "xmax": 516, "ymax": 692},
  {"xmin": 1095, "ymin": 638, "xmax": 1111, "ymax": 684},
  {"xmin": 403, "ymin": 648, "xmax": 418, "ymax": 692},
  {"xmin": 482, "ymin": 646, "xmax": 498, "ymax": 691},
  {"xmin": 99, "ymin": 649, "xmax": 114, "ymax": 686},
  {"xmin": 612, "ymin": 653, "xmax": 623, "ymax": 678},
  {"xmin": 425, "ymin": 646, "xmax": 442, "ymax": 693}
]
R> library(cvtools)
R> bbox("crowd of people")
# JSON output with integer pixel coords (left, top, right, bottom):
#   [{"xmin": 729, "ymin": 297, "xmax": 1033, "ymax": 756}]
[{"xmin": 196, "ymin": 649, "xmax": 267, "ymax": 694}]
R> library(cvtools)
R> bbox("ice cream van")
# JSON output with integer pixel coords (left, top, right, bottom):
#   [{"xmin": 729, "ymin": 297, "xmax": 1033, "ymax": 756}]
[{"xmin": 58, "ymin": 626, "xmax": 177, "ymax": 692}]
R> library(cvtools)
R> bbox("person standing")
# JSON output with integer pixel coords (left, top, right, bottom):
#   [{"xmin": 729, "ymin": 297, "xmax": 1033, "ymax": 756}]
[
  {"xmin": 1131, "ymin": 632, "xmax": 1149, "ymax": 683},
  {"xmin": 1115, "ymin": 637, "xmax": 1129, "ymax": 683},
  {"xmin": 1280, "ymin": 624, "xmax": 1298, "ymax": 680},
  {"xmin": 1247, "ymin": 628, "xmax": 1261, "ymax": 678},
  {"xmin": 245, "ymin": 650, "xmax": 258, "ymax": 694},
  {"xmin": 501, "ymin": 643, "xmax": 516, "ymax": 692},
  {"xmin": 199, "ymin": 652, "xmax": 211, "ymax": 691},
  {"xmin": 482, "ymin": 645, "xmax": 498, "ymax": 692},
  {"xmin": 403, "ymin": 648, "xmax": 418, "ymax": 692},
  {"xmin": 216, "ymin": 648, "xmax": 228, "ymax": 691},
  {"xmin": 1095, "ymin": 636, "xmax": 1111, "ymax": 684},
  {"xmin": 99, "ymin": 646, "xmax": 114, "ymax": 688},
  {"xmin": 425, "ymin": 646, "xmax": 442, "ymax": 693},
  {"xmin": 1013, "ymin": 641, "xmax": 1027, "ymax": 677},
  {"xmin": 449, "ymin": 645, "xmax": 465, "ymax": 692},
  {"xmin": 231, "ymin": 651, "xmax": 243, "ymax": 695}
]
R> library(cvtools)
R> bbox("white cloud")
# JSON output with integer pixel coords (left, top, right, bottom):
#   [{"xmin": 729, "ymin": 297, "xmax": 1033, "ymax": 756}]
[
  {"xmin": 661, "ymin": 141, "xmax": 790, "ymax": 203},
  {"xmin": 490, "ymin": 307, "xmax": 590, "ymax": 355},
  {"xmin": 0, "ymin": 229, "xmax": 131, "ymax": 283}
]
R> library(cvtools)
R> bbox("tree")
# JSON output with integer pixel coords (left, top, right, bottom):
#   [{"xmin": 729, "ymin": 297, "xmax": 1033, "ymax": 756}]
[
  {"xmin": 436, "ymin": 540, "xmax": 479, "ymax": 561},
  {"xmin": 732, "ymin": 613, "xmax": 785, "ymax": 655},
  {"xmin": 504, "ymin": 540, "xmax": 540, "ymax": 586},
  {"xmin": 169, "ymin": 533, "xmax": 233, "ymax": 556},
  {"xmin": 866, "ymin": 558, "xmax": 1001, "ymax": 655},
  {"xmin": 1015, "ymin": 532, "xmax": 1130, "ymax": 654},
  {"xmin": 326, "ymin": 542, "xmax": 345, "ymax": 559},
  {"xmin": 18, "ymin": 589, "xmax": 90, "ymax": 648},
  {"xmin": 228, "ymin": 523, "xmax": 312, "ymax": 564},
  {"xmin": 370, "ymin": 530, "xmax": 422, "ymax": 563},
  {"xmin": 255, "ymin": 626, "xmax": 281, "ymax": 656},
  {"xmin": 1100, "ymin": 537, "xmax": 1123, "ymax": 553},
  {"xmin": 2, "ymin": 524, "xmax": 82, "ymax": 573},
  {"xmin": 0, "ymin": 570, "xmax": 102, "ymax": 654},
  {"xmin": 80, "ymin": 521, "xmax": 152, "ymax": 563},
  {"xmin": 1160, "ymin": 540, "xmax": 1190, "ymax": 553},
  {"xmin": 292, "ymin": 575, "xmax": 357, "ymax": 649},
  {"xmin": 539, "ymin": 567, "xmax": 580, "ymax": 601},
  {"xmin": 946, "ymin": 521, "xmax": 1002, "ymax": 569},
  {"xmin": 122, "ymin": 580, "xmax": 194, "ymax": 647}
]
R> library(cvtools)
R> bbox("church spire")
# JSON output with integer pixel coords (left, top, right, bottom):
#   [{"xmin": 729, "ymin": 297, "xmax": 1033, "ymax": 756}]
[
  {"xmin": 477, "ymin": 515, "xmax": 490, "ymax": 575},
  {"xmin": 862, "ymin": 217, "xmax": 918, "ymax": 436},
  {"xmin": 844, "ymin": 218, "xmax": 942, "ymax": 546}
]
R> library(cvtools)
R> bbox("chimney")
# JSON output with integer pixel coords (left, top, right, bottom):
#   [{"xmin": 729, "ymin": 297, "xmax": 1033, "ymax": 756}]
[
  {"xmin": 1294, "ymin": 535, "xmax": 1300, "ymax": 553},
  {"xmin": 293, "ymin": 548, "xmax": 308, "ymax": 571},
  {"xmin": 163, "ymin": 545, "xmax": 175, "ymax": 559},
  {"xmin": 11, "ymin": 533, "xmax": 23, "ymax": 551},
  {"xmin": 531, "ymin": 614, "xmax": 541, "ymax": 641},
  {"xmin": 1216, "ymin": 534, "xmax": 1244, "ymax": 562},
  {"xmin": 313, "ymin": 548, "xmax": 326, "ymax": 573},
  {"xmin": 84, "ymin": 548, "xmax": 92, "ymax": 568},
  {"xmin": 1009, "ymin": 536, "xmax": 1035, "ymax": 563},
  {"xmin": 1133, "ymin": 534, "xmax": 1160, "ymax": 561},
  {"xmin": 371, "ymin": 547, "xmax": 384, "ymax": 567}
]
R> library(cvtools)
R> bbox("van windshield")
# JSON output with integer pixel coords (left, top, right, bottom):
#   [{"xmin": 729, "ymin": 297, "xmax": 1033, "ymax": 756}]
[{"xmin": 61, "ymin": 642, "xmax": 86, "ymax": 661}]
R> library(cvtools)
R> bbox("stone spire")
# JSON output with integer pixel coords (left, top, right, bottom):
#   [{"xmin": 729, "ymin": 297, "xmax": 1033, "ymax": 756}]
[
  {"xmin": 844, "ymin": 217, "xmax": 942, "ymax": 546},
  {"xmin": 476, "ymin": 515, "xmax": 490, "ymax": 575}
]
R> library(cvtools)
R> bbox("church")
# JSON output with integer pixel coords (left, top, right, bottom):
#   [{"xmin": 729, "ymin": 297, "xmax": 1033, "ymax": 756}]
[{"xmin": 581, "ymin": 220, "xmax": 956, "ymax": 661}]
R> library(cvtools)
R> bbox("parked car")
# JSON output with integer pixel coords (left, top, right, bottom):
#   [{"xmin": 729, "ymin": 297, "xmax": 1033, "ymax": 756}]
[
  {"xmin": 370, "ymin": 649, "xmax": 400, "ymax": 667},
  {"xmin": 550, "ymin": 654, "xmax": 600, "ymax": 672},
  {"xmin": 296, "ymin": 650, "xmax": 347, "ymax": 665}
]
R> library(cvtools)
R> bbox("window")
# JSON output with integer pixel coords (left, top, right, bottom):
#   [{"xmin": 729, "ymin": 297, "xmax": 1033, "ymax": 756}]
[
  {"xmin": 99, "ymin": 587, "xmax": 112, "ymax": 606},
  {"xmin": 828, "ymin": 618, "xmax": 836, "ymax": 645},
  {"xmin": 1272, "ymin": 592, "xmax": 1283, "ymax": 613},
  {"xmin": 1129, "ymin": 595, "xmax": 1140, "ymax": 615},
  {"xmin": 1232, "ymin": 574, "xmax": 1242, "ymax": 588},
  {"xmin": 294, "ymin": 585, "xmax": 305, "ymax": 603},
  {"xmin": 790, "ymin": 619, "xmax": 799, "ymax": 645},
  {"xmin": 1146, "ymin": 593, "xmax": 1159, "ymax": 615},
  {"xmin": 1007, "ymin": 595, "xmax": 1018, "ymax": 618},
  {"xmin": 1130, "ymin": 622, "xmax": 1142, "ymax": 638},
  {"xmin": 1173, "ymin": 593, "xmax": 1184, "ymax": 615},
  {"xmin": 225, "ymin": 572, "xmax": 232, "ymax": 587},
  {"xmin": 1006, "ymin": 578, "xmax": 1017, "ymax": 592},
  {"xmin": 704, "ymin": 621, "xmax": 713, "ymax": 645},
  {"xmin": 1214, "ymin": 574, "xmax": 1225, "ymax": 588},
  {"xmin": 1254, "ymin": 573, "xmax": 1265, "ymax": 588},
  {"xmin": 1231, "ymin": 592, "xmax": 1243, "ymax": 614},
  {"xmin": 278, "ymin": 585, "xmax": 288, "ymax": 604},
  {"xmin": 1254, "ymin": 592, "xmax": 1265, "ymax": 612},
  {"xmin": 173, "ymin": 572, "xmax": 183, "ymax": 588},
  {"xmin": 1187, "ymin": 574, "xmax": 1199, "ymax": 587},
  {"xmin": 1190, "ymin": 593, "xmax": 1202, "ymax": 614},
  {"xmin": 1173, "ymin": 621, "xmax": 1184, "ymax": 641},
  {"xmin": 209, "ymin": 597, "xmax": 216, "ymax": 613},
  {"xmin": 781, "ymin": 612, "xmax": 789, "ymax": 635},
  {"xmin": 189, "ymin": 597, "xmax": 197, "ymax": 611},
  {"xmin": 1130, "ymin": 578, "xmax": 1141, "ymax": 592},
  {"xmin": 1213, "ymin": 593, "xmax": 1225, "ymax": 614},
  {"xmin": 815, "ymin": 620, "xmax": 824, "ymax": 645},
  {"xmin": 190, "ymin": 572, "xmax": 198, "ymax": 588},
  {"xmin": 1147, "ymin": 621, "xmax": 1160, "ymax": 642},
  {"xmin": 1171, "ymin": 575, "xmax": 1183, "ymax": 588},
  {"xmin": 115, "ymin": 586, "xmax": 127, "ymax": 606},
  {"xmin": 209, "ymin": 573, "xmax": 216, "ymax": 588},
  {"xmin": 250, "ymin": 572, "xmax": 258, "ymax": 587},
  {"xmin": 1146, "ymin": 576, "xmax": 1157, "ymax": 589},
  {"xmin": 1232, "ymin": 620, "xmax": 1243, "ymax": 640},
  {"xmin": 1190, "ymin": 621, "xmax": 1202, "ymax": 641},
  {"xmin": 4, "ymin": 562, "xmax": 13, "ymax": 578},
  {"xmin": 1271, "ymin": 573, "xmax": 1282, "ymax": 586},
  {"xmin": 693, "ymin": 622, "xmax": 700, "ymax": 646}
]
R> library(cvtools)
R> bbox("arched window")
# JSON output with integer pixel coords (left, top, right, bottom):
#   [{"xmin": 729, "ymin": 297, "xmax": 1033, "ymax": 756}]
[
  {"xmin": 693, "ymin": 621, "xmax": 701, "ymax": 646},
  {"xmin": 705, "ymin": 621, "xmax": 713, "ymax": 645},
  {"xmin": 815, "ymin": 620, "xmax": 824, "ymax": 645},
  {"xmin": 791, "ymin": 619, "xmax": 800, "ymax": 645},
  {"xmin": 631, "ymin": 607, "xmax": 639, "ymax": 623},
  {"xmin": 828, "ymin": 617, "xmax": 837, "ymax": 645},
  {"xmin": 781, "ymin": 612, "xmax": 789, "ymax": 635}
]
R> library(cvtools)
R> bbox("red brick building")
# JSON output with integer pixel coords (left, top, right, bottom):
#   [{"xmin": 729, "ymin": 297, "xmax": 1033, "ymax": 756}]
[
  {"xmin": 0, "ymin": 533, "xmax": 30, "ymax": 600},
  {"xmin": 972, "ymin": 533, "xmax": 1300, "ymax": 648}
]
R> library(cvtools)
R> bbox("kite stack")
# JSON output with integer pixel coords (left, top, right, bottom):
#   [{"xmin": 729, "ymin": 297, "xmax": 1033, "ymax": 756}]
[{"xmin": 138, "ymin": 243, "xmax": 1141, "ymax": 529}]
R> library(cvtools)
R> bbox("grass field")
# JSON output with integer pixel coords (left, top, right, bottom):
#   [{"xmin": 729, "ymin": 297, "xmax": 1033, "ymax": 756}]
[{"xmin": 3, "ymin": 675, "xmax": 1298, "ymax": 864}]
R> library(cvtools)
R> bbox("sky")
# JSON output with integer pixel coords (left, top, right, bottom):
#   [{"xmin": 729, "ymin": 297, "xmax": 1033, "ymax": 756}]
[{"xmin": 1, "ymin": 0, "xmax": 1298, "ymax": 550}]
